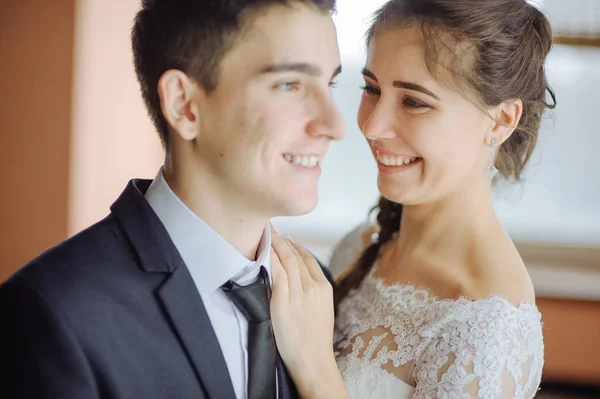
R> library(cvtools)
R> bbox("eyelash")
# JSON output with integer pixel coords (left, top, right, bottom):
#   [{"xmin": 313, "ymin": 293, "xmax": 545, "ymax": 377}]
[
  {"xmin": 402, "ymin": 97, "xmax": 429, "ymax": 109},
  {"xmin": 360, "ymin": 84, "xmax": 430, "ymax": 109},
  {"xmin": 275, "ymin": 80, "xmax": 338, "ymax": 92},
  {"xmin": 360, "ymin": 84, "xmax": 380, "ymax": 96},
  {"xmin": 276, "ymin": 81, "xmax": 301, "ymax": 92}
]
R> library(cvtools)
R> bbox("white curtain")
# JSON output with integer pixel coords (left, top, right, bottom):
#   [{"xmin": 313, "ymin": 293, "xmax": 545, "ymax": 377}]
[{"xmin": 535, "ymin": 0, "xmax": 600, "ymax": 37}]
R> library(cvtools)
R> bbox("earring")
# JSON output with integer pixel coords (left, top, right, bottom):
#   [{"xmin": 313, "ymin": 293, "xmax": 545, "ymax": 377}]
[{"xmin": 484, "ymin": 138, "xmax": 499, "ymax": 179}]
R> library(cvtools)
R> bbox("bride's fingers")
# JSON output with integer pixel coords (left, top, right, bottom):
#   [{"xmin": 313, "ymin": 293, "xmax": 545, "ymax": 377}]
[
  {"xmin": 270, "ymin": 225, "xmax": 302, "ymax": 298},
  {"xmin": 270, "ymin": 246, "xmax": 289, "ymax": 302},
  {"xmin": 288, "ymin": 240, "xmax": 329, "ymax": 284},
  {"xmin": 282, "ymin": 238, "xmax": 314, "ymax": 290}
]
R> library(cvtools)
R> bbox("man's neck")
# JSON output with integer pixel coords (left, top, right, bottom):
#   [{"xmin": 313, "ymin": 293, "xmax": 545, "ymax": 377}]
[{"xmin": 162, "ymin": 166, "xmax": 268, "ymax": 261}]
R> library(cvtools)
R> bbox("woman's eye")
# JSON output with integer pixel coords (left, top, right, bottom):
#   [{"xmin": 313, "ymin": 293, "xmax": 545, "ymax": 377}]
[
  {"xmin": 403, "ymin": 97, "xmax": 429, "ymax": 109},
  {"xmin": 360, "ymin": 84, "xmax": 381, "ymax": 96}
]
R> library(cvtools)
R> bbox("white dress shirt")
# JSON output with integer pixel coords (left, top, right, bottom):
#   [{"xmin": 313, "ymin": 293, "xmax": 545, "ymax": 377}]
[{"xmin": 145, "ymin": 169, "xmax": 274, "ymax": 399}]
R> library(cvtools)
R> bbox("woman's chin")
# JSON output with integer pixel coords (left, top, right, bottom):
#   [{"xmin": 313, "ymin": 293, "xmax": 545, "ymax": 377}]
[{"xmin": 378, "ymin": 183, "xmax": 415, "ymax": 205}]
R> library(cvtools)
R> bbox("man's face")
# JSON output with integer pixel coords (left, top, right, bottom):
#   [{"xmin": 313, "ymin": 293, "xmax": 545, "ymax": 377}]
[{"xmin": 192, "ymin": 2, "xmax": 345, "ymax": 219}]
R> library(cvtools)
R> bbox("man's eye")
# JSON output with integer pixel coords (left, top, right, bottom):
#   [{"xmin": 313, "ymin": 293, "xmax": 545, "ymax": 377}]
[{"xmin": 276, "ymin": 81, "xmax": 301, "ymax": 92}]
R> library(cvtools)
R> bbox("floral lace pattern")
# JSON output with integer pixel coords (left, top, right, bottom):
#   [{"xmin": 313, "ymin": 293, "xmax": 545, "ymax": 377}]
[{"xmin": 331, "ymin": 225, "xmax": 545, "ymax": 399}]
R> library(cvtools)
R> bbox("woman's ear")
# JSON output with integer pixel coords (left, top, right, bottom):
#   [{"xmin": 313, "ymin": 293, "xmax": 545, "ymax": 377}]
[{"xmin": 486, "ymin": 98, "xmax": 523, "ymax": 145}]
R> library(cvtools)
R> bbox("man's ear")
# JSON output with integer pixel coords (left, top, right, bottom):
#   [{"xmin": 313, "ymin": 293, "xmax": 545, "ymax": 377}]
[
  {"xmin": 158, "ymin": 70, "xmax": 200, "ymax": 141},
  {"xmin": 485, "ymin": 98, "xmax": 523, "ymax": 146}
]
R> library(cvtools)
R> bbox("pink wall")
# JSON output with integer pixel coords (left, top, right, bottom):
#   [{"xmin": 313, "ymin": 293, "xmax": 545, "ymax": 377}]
[
  {"xmin": 69, "ymin": 0, "xmax": 163, "ymax": 235},
  {"xmin": 0, "ymin": 0, "xmax": 75, "ymax": 281},
  {"xmin": 0, "ymin": 0, "xmax": 163, "ymax": 281}
]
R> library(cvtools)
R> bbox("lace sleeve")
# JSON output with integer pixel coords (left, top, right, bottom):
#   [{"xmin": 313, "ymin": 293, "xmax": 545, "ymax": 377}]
[{"xmin": 413, "ymin": 299, "xmax": 544, "ymax": 399}]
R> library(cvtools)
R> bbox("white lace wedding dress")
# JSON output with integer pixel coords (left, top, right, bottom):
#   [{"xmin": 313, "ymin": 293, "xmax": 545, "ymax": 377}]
[{"xmin": 329, "ymin": 224, "xmax": 544, "ymax": 399}]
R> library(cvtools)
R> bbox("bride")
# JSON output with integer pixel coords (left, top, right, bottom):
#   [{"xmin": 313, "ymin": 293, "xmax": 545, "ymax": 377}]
[{"xmin": 268, "ymin": 0, "xmax": 555, "ymax": 398}]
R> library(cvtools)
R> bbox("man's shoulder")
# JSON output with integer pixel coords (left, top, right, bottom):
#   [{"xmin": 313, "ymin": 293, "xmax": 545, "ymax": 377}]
[{"xmin": 2, "ymin": 215, "xmax": 138, "ymax": 306}]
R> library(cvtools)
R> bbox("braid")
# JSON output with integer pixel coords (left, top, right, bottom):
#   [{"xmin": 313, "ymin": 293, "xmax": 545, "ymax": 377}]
[{"xmin": 334, "ymin": 197, "xmax": 402, "ymax": 307}]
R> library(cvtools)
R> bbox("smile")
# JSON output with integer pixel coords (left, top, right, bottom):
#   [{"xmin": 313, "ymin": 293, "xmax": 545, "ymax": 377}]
[
  {"xmin": 283, "ymin": 154, "xmax": 322, "ymax": 169},
  {"xmin": 375, "ymin": 149, "xmax": 420, "ymax": 167}
]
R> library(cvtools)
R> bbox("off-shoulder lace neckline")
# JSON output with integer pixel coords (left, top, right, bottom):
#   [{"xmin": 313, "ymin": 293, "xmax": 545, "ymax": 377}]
[
  {"xmin": 333, "ymin": 224, "xmax": 544, "ymax": 399},
  {"xmin": 364, "ymin": 260, "xmax": 541, "ymax": 314}
]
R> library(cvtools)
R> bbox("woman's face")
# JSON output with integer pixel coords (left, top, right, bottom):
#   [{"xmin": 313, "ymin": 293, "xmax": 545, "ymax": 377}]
[{"xmin": 358, "ymin": 27, "xmax": 496, "ymax": 206}]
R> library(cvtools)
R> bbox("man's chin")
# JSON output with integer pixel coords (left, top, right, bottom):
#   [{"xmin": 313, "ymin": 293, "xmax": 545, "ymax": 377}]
[{"xmin": 278, "ymin": 195, "xmax": 318, "ymax": 217}]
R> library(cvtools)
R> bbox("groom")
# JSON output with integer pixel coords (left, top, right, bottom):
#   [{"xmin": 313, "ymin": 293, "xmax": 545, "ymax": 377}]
[{"xmin": 0, "ymin": 0, "xmax": 344, "ymax": 398}]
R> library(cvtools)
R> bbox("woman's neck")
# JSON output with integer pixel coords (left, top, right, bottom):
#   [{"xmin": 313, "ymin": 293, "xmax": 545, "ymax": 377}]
[{"xmin": 392, "ymin": 181, "xmax": 500, "ymax": 271}]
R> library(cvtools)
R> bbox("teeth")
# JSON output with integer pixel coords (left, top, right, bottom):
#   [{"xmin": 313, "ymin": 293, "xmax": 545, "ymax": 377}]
[
  {"xmin": 284, "ymin": 154, "xmax": 320, "ymax": 168},
  {"xmin": 376, "ymin": 151, "xmax": 417, "ymax": 167}
]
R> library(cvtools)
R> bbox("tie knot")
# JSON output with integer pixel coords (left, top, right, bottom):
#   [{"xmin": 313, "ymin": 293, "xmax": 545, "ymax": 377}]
[{"xmin": 222, "ymin": 267, "xmax": 271, "ymax": 323}]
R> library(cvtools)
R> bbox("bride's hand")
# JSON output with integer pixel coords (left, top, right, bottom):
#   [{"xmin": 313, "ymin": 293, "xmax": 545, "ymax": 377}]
[{"xmin": 269, "ymin": 226, "xmax": 348, "ymax": 399}]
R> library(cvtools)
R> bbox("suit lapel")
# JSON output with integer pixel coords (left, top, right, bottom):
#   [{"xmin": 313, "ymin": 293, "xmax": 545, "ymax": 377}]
[
  {"xmin": 111, "ymin": 178, "xmax": 326, "ymax": 399},
  {"xmin": 277, "ymin": 355, "xmax": 299, "ymax": 399},
  {"xmin": 111, "ymin": 179, "xmax": 236, "ymax": 399},
  {"xmin": 158, "ymin": 266, "xmax": 236, "ymax": 399}
]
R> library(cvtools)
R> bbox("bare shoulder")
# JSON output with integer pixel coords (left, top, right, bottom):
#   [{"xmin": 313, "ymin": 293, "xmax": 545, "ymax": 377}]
[{"xmin": 465, "ymin": 235, "xmax": 536, "ymax": 306}]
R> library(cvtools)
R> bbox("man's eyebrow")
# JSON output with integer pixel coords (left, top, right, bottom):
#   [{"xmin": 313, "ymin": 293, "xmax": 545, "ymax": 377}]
[
  {"xmin": 261, "ymin": 63, "xmax": 322, "ymax": 76},
  {"xmin": 261, "ymin": 63, "xmax": 342, "ymax": 80},
  {"xmin": 331, "ymin": 65, "xmax": 342, "ymax": 79}
]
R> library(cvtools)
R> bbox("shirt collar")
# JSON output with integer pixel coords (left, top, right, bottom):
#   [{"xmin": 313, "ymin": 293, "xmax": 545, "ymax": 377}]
[{"xmin": 145, "ymin": 168, "xmax": 272, "ymax": 296}]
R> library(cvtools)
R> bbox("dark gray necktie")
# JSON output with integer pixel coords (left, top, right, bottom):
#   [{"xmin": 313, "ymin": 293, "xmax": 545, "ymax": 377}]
[{"xmin": 222, "ymin": 267, "xmax": 277, "ymax": 399}]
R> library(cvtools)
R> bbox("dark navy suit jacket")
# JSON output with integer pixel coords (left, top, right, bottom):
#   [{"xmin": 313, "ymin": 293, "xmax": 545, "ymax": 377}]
[{"xmin": 0, "ymin": 179, "xmax": 334, "ymax": 399}]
